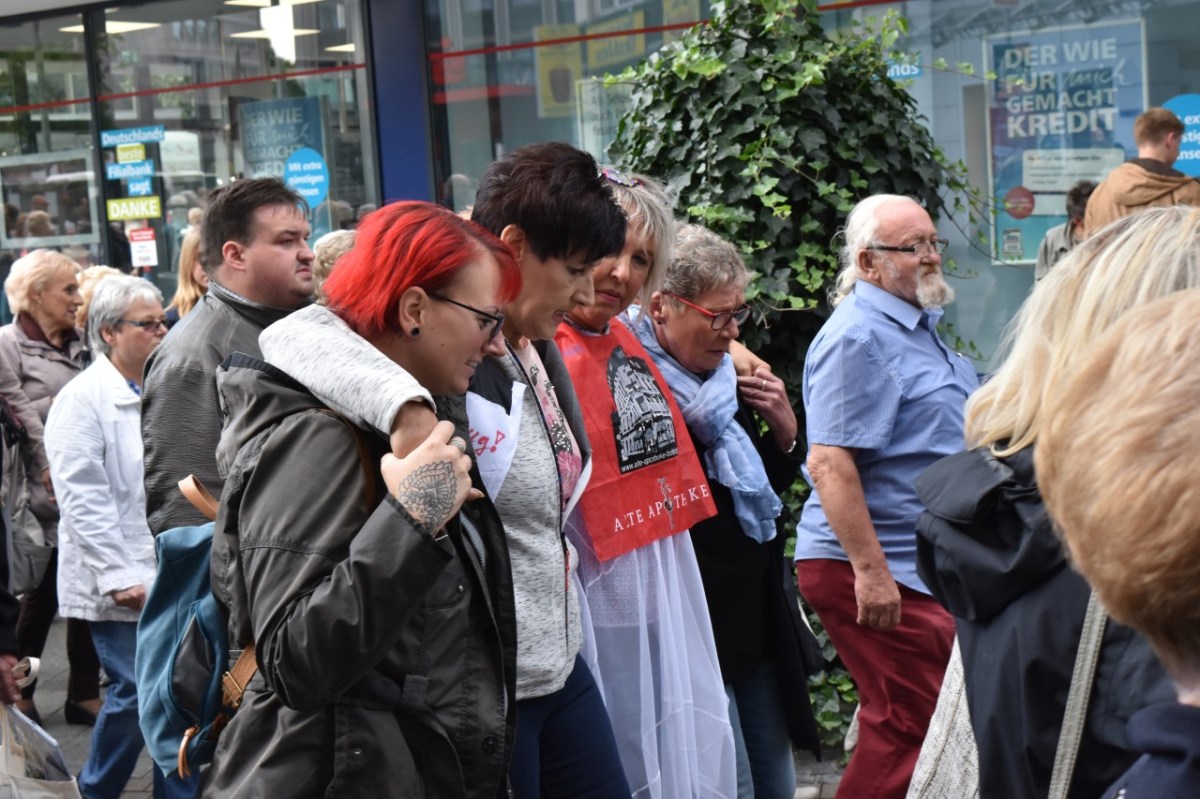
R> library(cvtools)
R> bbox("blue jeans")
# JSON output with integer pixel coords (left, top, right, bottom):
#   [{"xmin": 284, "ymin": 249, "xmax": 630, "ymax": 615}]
[
  {"xmin": 81, "ymin": 621, "xmax": 199, "ymax": 799},
  {"xmin": 510, "ymin": 655, "xmax": 631, "ymax": 799},
  {"xmin": 726, "ymin": 661, "xmax": 795, "ymax": 799}
]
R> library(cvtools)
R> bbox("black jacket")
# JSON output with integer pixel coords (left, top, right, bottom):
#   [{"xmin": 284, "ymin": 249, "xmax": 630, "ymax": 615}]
[
  {"xmin": 916, "ymin": 446, "xmax": 1174, "ymax": 799},
  {"xmin": 1101, "ymin": 702, "xmax": 1200, "ymax": 798},
  {"xmin": 688, "ymin": 401, "xmax": 821, "ymax": 755},
  {"xmin": 203, "ymin": 356, "xmax": 517, "ymax": 799}
]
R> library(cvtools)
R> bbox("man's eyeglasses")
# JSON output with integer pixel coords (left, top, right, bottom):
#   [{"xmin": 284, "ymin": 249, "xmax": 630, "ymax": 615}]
[
  {"xmin": 866, "ymin": 238, "xmax": 949, "ymax": 256},
  {"xmin": 118, "ymin": 318, "xmax": 168, "ymax": 331},
  {"xmin": 664, "ymin": 292, "xmax": 751, "ymax": 330},
  {"xmin": 428, "ymin": 292, "xmax": 505, "ymax": 340}
]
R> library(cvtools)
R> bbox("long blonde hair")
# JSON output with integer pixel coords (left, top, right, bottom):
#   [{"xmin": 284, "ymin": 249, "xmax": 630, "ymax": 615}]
[
  {"xmin": 966, "ymin": 206, "xmax": 1200, "ymax": 456},
  {"xmin": 167, "ymin": 227, "xmax": 206, "ymax": 319}
]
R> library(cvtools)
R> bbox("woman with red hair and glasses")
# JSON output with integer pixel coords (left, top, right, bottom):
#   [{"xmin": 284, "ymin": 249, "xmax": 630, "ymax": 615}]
[{"xmin": 200, "ymin": 201, "xmax": 522, "ymax": 799}]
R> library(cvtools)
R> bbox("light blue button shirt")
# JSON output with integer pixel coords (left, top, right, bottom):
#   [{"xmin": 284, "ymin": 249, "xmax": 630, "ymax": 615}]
[{"xmin": 795, "ymin": 281, "xmax": 978, "ymax": 595}]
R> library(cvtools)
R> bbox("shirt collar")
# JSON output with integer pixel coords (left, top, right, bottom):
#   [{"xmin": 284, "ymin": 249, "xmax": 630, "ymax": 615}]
[
  {"xmin": 853, "ymin": 281, "xmax": 943, "ymax": 331},
  {"xmin": 17, "ymin": 312, "xmax": 80, "ymax": 352}
]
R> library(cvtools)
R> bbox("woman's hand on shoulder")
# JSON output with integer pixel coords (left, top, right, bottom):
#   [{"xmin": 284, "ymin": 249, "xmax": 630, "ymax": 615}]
[
  {"xmin": 381, "ymin": 420, "xmax": 481, "ymax": 535},
  {"xmin": 737, "ymin": 366, "xmax": 798, "ymax": 451},
  {"xmin": 730, "ymin": 340, "xmax": 770, "ymax": 377}
]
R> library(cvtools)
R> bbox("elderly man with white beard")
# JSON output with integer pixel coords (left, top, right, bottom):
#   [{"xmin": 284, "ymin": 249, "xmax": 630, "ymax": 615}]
[{"xmin": 793, "ymin": 195, "xmax": 978, "ymax": 799}]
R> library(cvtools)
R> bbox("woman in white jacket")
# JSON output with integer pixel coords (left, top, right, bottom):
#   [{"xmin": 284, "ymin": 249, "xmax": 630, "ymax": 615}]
[{"xmin": 44, "ymin": 276, "xmax": 171, "ymax": 799}]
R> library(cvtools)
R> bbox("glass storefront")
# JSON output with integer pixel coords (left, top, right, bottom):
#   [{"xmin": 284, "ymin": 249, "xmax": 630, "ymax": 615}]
[
  {"xmin": 423, "ymin": 0, "xmax": 713, "ymax": 213},
  {"xmin": 420, "ymin": 0, "xmax": 1200, "ymax": 368},
  {"xmin": 830, "ymin": 0, "xmax": 1200, "ymax": 365},
  {"xmin": 0, "ymin": 0, "xmax": 376, "ymax": 314},
  {"xmin": 5, "ymin": 0, "xmax": 1197, "ymax": 364}
]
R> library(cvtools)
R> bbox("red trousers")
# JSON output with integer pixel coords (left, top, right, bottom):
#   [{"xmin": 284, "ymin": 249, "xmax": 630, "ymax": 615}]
[{"xmin": 796, "ymin": 558, "xmax": 954, "ymax": 799}]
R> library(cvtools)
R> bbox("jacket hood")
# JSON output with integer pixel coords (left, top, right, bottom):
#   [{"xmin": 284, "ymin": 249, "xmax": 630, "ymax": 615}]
[
  {"xmin": 216, "ymin": 352, "xmax": 326, "ymax": 476},
  {"xmin": 914, "ymin": 446, "xmax": 1066, "ymax": 623},
  {"xmin": 1105, "ymin": 159, "xmax": 1198, "ymax": 206}
]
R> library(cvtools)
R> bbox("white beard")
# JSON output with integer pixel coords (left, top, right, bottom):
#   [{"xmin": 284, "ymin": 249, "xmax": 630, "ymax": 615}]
[{"xmin": 916, "ymin": 270, "xmax": 954, "ymax": 309}]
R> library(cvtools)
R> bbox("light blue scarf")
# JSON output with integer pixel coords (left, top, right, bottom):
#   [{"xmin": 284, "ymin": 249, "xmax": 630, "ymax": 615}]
[{"xmin": 634, "ymin": 313, "xmax": 781, "ymax": 542}]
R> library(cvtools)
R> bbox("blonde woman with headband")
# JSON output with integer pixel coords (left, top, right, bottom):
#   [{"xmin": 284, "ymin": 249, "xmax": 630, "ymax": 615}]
[
  {"xmin": 554, "ymin": 168, "xmax": 740, "ymax": 798},
  {"xmin": 913, "ymin": 206, "xmax": 1200, "ymax": 799}
]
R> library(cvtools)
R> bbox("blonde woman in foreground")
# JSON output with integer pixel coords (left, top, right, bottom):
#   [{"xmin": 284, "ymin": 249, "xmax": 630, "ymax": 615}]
[
  {"xmin": 1037, "ymin": 289, "xmax": 1200, "ymax": 798},
  {"xmin": 914, "ymin": 206, "xmax": 1200, "ymax": 798}
]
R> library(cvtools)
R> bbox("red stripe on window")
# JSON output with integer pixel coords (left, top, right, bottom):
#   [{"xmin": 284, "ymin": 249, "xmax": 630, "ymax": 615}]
[{"xmin": 0, "ymin": 63, "xmax": 364, "ymax": 117}]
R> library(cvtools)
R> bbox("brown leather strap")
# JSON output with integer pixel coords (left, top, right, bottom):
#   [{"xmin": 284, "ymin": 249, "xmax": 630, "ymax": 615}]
[
  {"xmin": 177, "ymin": 411, "xmax": 377, "ymax": 779},
  {"xmin": 178, "ymin": 475, "xmax": 219, "ymax": 522},
  {"xmin": 221, "ymin": 642, "xmax": 257, "ymax": 710}
]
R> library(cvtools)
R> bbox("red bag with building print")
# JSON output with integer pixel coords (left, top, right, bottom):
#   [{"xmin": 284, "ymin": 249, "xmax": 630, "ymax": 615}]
[{"xmin": 556, "ymin": 321, "xmax": 716, "ymax": 561}]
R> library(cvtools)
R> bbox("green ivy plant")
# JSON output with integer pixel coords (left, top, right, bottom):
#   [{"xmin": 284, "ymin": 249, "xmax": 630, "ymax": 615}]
[{"xmin": 608, "ymin": 0, "xmax": 983, "ymax": 399}]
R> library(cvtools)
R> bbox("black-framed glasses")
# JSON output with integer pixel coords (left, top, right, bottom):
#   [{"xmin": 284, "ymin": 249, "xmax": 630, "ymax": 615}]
[
  {"xmin": 427, "ymin": 292, "xmax": 505, "ymax": 340},
  {"xmin": 664, "ymin": 292, "xmax": 751, "ymax": 330},
  {"xmin": 866, "ymin": 238, "xmax": 949, "ymax": 256},
  {"xmin": 599, "ymin": 165, "xmax": 642, "ymax": 188},
  {"xmin": 118, "ymin": 318, "xmax": 168, "ymax": 331}
]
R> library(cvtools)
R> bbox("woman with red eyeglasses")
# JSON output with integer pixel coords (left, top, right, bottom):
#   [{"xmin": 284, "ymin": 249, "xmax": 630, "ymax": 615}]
[{"xmin": 637, "ymin": 224, "xmax": 817, "ymax": 799}]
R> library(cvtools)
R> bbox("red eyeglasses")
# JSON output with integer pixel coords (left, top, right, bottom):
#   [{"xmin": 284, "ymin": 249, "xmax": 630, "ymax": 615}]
[{"xmin": 663, "ymin": 292, "xmax": 751, "ymax": 330}]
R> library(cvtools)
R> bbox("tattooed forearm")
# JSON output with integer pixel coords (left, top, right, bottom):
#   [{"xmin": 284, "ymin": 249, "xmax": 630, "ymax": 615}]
[{"xmin": 395, "ymin": 460, "xmax": 458, "ymax": 532}]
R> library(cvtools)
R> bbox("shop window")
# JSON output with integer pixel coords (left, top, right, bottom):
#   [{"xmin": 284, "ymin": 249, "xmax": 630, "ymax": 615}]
[
  {"xmin": 0, "ymin": 0, "xmax": 378, "ymax": 317},
  {"xmin": 425, "ymin": 0, "xmax": 713, "ymax": 212}
]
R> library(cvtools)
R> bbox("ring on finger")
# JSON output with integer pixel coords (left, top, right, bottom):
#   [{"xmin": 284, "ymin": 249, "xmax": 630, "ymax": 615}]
[
  {"xmin": 449, "ymin": 436, "xmax": 468, "ymax": 455},
  {"xmin": 760, "ymin": 378, "xmax": 766, "ymax": 391}
]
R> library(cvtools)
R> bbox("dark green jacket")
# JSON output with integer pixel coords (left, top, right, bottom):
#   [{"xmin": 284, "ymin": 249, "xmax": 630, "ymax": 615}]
[{"xmin": 202, "ymin": 356, "xmax": 517, "ymax": 799}]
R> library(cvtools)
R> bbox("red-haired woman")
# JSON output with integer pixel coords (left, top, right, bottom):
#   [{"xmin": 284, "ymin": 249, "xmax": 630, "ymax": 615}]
[{"xmin": 201, "ymin": 201, "xmax": 521, "ymax": 799}]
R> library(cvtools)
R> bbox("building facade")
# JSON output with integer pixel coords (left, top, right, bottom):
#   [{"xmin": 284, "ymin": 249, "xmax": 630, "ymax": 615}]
[{"xmin": 2, "ymin": 0, "xmax": 1196, "ymax": 366}]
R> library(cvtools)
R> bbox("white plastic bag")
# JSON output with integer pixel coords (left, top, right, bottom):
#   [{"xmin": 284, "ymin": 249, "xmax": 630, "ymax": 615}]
[{"xmin": 0, "ymin": 684, "xmax": 82, "ymax": 799}]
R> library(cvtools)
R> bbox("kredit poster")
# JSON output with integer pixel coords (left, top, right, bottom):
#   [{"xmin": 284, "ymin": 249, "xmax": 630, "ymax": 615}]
[{"xmin": 986, "ymin": 20, "xmax": 1145, "ymax": 261}]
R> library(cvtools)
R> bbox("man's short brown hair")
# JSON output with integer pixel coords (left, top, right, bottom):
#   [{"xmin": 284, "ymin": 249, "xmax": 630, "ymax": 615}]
[
  {"xmin": 1133, "ymin": 107, "xmax": 1185, "ymax": 147},
  {"xmin": 201, "ymin": 178, "xmax": 304, "ymax": 279},
  {"xmin": 1036, "ymin": 289, "xmax": 1200, "ymax": 688}
]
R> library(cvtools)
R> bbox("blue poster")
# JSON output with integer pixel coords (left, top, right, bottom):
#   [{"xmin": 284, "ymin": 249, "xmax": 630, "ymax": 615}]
[
  {"xmin": 1163, "ymin": 94, "xmax": 1200, "ymax": 177},
  {"xmin": 285, "ymin": 148, "xmax": 330, "ymax": 207},
  {"xmin": 239, "ymin": 97, "xmax": 325, "ymax": 180},
  {"xmin": 986, "ymin": 20, "xmax": 1145, "ymax": 261}
]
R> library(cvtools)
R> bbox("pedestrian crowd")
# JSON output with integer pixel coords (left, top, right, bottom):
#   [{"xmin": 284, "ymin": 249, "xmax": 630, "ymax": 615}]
[{"xmin": 0, "ymin": 134, "xmax": 1195, "ymax": 799}]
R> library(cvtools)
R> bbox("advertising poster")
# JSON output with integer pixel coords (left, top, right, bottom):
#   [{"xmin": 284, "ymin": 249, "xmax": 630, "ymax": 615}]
[
  {"xmin": 239, "ymin": 96, "xmax": 326, "ymax": 179},
  {"xmin": 986, "ymin": 20, "xmax": 1145, "ymax": 261},
  {"xmin": 586, "ymin": 12, "xmax": 646, "ymax": 72},
  {"xmin": 1163, "ymin": 94, "xmax": 1200, "ymax": 177},
  {"xmin": 534, "ymin": 24, "xmax": 582, "ymax": 119}
]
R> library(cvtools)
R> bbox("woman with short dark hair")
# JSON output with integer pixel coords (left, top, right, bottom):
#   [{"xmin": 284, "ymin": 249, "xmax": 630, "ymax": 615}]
[{"xmin": 256, "ymin": 142, "xmax": 637, "ymax": 798}]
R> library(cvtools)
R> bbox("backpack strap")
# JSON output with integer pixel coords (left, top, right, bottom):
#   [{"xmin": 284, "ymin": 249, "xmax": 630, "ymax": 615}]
[
  {"xmin": 178, "ymin": 474, "xmax": 219, "ymax": 522},
  {"xmin": 1047, "ymin": 590, "xmax": 1107, "ymax": 799},
  {"xmin": 174, "ymin": 410, "xmax": 379, "ymax": 778}
]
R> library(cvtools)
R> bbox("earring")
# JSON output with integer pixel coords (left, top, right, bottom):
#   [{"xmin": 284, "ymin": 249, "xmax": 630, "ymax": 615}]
[{"xmin": 410, "ymin": 327, "xmax": 420, "ymax": 338}]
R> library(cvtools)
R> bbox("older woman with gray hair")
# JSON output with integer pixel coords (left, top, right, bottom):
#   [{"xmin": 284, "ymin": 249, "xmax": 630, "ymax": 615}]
[
  {"xmin": 44, "ymin": 276, "xmax": 173, "ymax": 799},
  {"xmin": 635, "ymin": 224, "xmax": 818, "ymax": 799}
]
